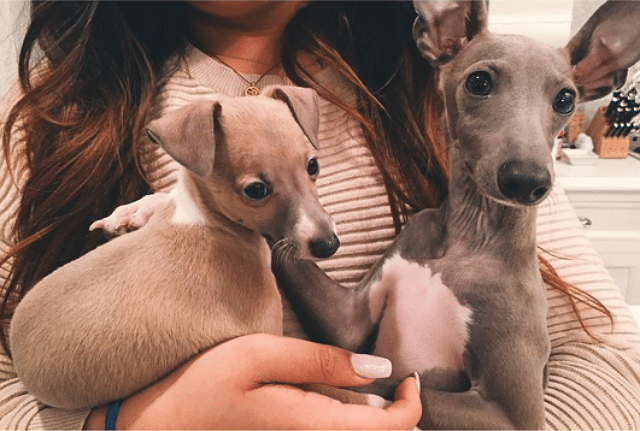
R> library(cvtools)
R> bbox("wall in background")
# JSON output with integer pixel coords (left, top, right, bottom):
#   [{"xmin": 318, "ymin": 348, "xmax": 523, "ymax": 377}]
[{"xmin": 488, "ymin": 0, "xmax": 575, "ymax": 47}]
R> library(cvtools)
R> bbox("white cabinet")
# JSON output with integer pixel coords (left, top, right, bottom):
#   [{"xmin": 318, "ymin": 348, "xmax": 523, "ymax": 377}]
[{"xmin": 554, "ymin": 156, "xmax": 640, "ymax": 305}]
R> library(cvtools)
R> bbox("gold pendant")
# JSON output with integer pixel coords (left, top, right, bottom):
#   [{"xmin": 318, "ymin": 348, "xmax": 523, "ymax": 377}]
[{"xmin": 245, "ymin": 86, "xmax": 260, "ymax": 96}]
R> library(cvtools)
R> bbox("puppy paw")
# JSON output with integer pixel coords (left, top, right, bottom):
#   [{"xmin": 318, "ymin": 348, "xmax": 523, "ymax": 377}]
[{"xmin": 90, "ymin": 193, "xmax": 171, "ymax": 237}]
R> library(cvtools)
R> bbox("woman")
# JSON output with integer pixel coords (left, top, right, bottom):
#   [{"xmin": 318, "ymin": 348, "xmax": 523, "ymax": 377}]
[{"xmin": 1, "ymin": 1, "xmax": 639, "ymax": 429}]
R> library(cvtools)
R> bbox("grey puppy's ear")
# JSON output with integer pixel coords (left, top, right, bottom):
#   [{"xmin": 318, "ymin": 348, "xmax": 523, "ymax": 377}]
[
  {"xmin": 146, "ymin": 101, "xmax": 222, "ymax": 177},
  {"xmin": 566, "ymin": 0, "xmax": 640, "ymax": 101},
  {"xmin": 412, "ymin": 0, "xmax": 488, "ymax": 66},
  {"xmin": 261, "ymin": 85, "xmax": 320, "ymax": 149}
]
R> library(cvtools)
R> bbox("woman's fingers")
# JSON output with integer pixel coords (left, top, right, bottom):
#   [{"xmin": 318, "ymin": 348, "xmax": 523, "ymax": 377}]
[
  {"xmin": 102, "ymin": 334, "xmax": 422, "ymax": 429},
  {"xmin": 250, "ymin": 373, "xmax": 422, "ymax": 430},
  {"xmin": 224, "ymin": 334, "xmax": 422, "ymax": 429},
  {"xmin": 385, "ymin": 373, "xmax": 423, "ymax": 425}
]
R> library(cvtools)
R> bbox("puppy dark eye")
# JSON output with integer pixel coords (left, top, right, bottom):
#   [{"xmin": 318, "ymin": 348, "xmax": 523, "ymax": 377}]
[
  {"xmin": 465, "ymin": 71, "xmax": 492, "ymax": 96},
  {"xmin": 307, "ymin": 158, "xmax": 319, "ymax": 177},
  {"xmin": 244, "ymin": 182, "xmax": 272, "ymax": 200},
  {"xmin": 553, "ymin": 89, "xmax": 575, "ymax": 114}
]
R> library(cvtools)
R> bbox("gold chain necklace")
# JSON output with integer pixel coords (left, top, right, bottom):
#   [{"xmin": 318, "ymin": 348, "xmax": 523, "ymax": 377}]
[{"xmin": 211, "ymin": 53, "xmax": 281, "ymax": 96}]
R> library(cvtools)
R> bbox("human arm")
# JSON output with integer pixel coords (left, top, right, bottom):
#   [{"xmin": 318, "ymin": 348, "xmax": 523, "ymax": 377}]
[
  {"xmin": 0, "ymin": 328, "xmax": 420, "ymax": 430},
  {"xmin": 537, "ymin": 186, "xmax": 640, "ymax": 429},
  {"xmin": 82, "ymin": 334, "xmax": 421, "ymax": 430}
]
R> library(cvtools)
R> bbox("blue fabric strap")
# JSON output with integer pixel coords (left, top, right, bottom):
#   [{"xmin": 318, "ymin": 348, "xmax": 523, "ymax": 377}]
[{"xmin": 104, "ymin": 399, "xmax": 123, "ymax": 430}]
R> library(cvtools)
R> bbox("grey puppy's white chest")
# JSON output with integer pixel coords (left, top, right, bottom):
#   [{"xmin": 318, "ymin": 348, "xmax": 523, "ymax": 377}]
[{"xmin": 370, "ymin": 254, "xmax": 473, "ymax": 382}]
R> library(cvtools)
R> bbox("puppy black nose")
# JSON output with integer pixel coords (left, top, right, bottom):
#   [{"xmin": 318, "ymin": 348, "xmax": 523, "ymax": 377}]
[
  {"xmin": 497, "ymin": 160, "xmax": 551, "ymax": 205},
  {"xmin": 309, "ymin": 234, "xmax": 340, "ymax": 258}
]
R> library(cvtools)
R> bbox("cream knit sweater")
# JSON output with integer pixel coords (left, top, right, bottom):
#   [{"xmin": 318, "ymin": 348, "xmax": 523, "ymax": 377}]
[{"xmin": 1, "ymin": 45, "xmax": 639, "ymax": 429}]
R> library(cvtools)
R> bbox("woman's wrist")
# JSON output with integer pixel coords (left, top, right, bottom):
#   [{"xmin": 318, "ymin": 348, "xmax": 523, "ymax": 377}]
[
  {"xmin": 82, "ymin": 394, "xmax": 165, "ymax": 430},
  {"xmin": 80, "ymin": 334, "xmax": 421, "ymax": 429},
  {"xmin": 83, "ymin": 405, "xmax": 107, "ymax": 430},
  {"xmin": 104, "ymin": 399, "xmax": 123, "ymax": 430},
  {"xmin": 80, "ymin": 358, "xmax": 185, "ymax": 430}
]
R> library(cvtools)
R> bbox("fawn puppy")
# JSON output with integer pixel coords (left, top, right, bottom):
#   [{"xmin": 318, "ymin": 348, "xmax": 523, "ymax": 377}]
[{"xmin": 10, "ymin": 86, "xmax": 346, "ymax": 409}]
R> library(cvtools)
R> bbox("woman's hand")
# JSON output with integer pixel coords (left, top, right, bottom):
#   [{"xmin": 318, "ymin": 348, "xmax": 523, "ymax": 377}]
[{"xmin": 84, "ymin": 333, "xmax": 422, "ymax": 430}]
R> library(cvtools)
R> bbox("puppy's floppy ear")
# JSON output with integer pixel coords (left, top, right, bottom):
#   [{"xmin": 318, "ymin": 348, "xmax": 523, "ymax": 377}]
[
  {"xmin": 566, "ymin": 0, "xmax": 640, "ymax": 101},
  {"xmin": 412, "ymin": 0, "xmax": 488, "ymax": 66},
  {"xmin": 146, "ymin": 101, "xmax": 222, "ymax": 177},
  {"xmin": 261, "ymin": 85, "xmax": 320, "ymax": 149}
]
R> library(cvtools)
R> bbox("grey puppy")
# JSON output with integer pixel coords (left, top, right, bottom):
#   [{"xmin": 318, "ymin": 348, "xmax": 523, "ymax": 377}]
[
  {"xmin": 273, "ymin": 1, "xmax": 640, "ymax": 429},
  {"xmin": 9, "ymin": 85, "xmax": 359, "ymax": 409}
]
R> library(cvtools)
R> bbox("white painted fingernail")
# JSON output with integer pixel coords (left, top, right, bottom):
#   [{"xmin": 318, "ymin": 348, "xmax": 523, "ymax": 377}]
[
  {"xmin": 413, "ymin": 371, "xmax": 421, "ymax": 393},
  {"xmin": 350, "ymin": 353, "xmax": 392, "ymax": 378}
]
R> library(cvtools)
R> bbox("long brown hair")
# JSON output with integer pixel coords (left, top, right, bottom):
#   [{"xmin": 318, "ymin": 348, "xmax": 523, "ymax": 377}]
[
  {"xmin": 0, "ymin": 1, "xmax": 185, "ymax": 354},
  {"xmin": 0, "ymin": 1, "xmax": 609, "ymax": 355}
]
